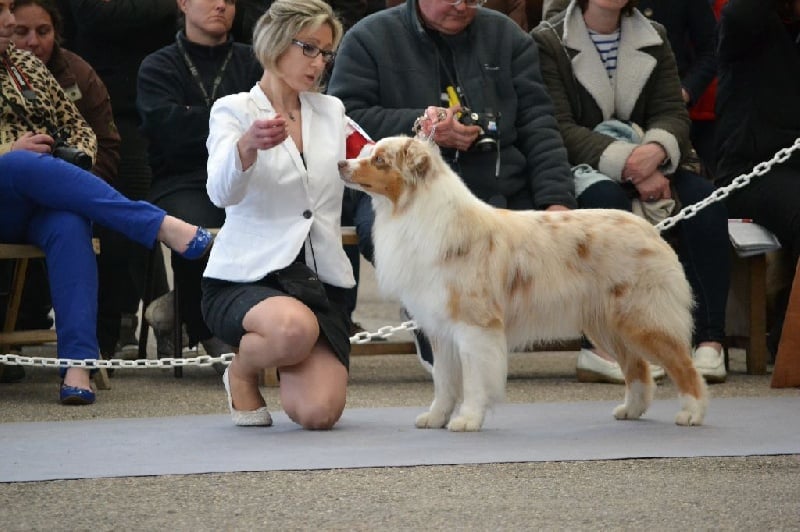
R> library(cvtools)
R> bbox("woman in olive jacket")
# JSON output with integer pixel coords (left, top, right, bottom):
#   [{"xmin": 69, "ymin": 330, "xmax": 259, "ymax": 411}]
[{"xmin": 532, "ymin": 0, "xmax": 730, "ymax": 383}]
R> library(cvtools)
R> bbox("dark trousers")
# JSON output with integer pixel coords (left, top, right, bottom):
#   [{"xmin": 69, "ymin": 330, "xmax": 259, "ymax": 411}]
[
  {"xmin": 155, "ymin": 188, "xmax": 225, "ymax": 345},
  {"xmin": 96, "ymin": 115, "xmax": 169, "ymax": 355},
  {"xmin": 579, "ymin": 168, "xmax": 730, "ymax": 345}
]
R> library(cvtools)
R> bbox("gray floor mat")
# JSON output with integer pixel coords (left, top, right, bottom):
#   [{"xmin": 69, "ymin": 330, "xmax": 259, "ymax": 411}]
[{"xmin": 2, "ymin": 397, "xmax": 797, "ymax": 482}]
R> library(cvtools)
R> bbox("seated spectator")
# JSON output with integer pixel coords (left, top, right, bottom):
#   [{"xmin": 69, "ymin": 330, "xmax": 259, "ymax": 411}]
[
  {"xmin": 327, "ymin": 0, "xmax": 576, "ymax": 373},
  {"xmin": 386, "ymin": 0, "xmax": 529, "ymax": 29},
  {"xmin": 202, "ymin": 0, "xmax": 368, "ymax": 429},
  {"xmin": 136, "ymin": 0, "xmax": 262, "ymax": 372},
  {"xmin": 61, "ymin": 0, "xmax": 178, "ymax": 365},
  {"xmin": 542, "ymin": 0, "xmax": 721, "ymax": 177},
  {"xmin": 532, "ymin": 0, "xmax": 729, "ymax": 383},
  {"xmin": 715, "ymin": 0, "xmax": 800, "ymax": 357},
  {"xmin": 6, "ymin": 0, "xmax": 123, "ymax": 372}
]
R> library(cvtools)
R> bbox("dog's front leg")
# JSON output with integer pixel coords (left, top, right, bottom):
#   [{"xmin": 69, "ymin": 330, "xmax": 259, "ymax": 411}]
[
  {"xmin": 447, "ymin": 326, "xmax": 508, "ymax": 432},
  {"xmin": 416, "ymin": 338, "xmax": 460, "ymax": 429}
]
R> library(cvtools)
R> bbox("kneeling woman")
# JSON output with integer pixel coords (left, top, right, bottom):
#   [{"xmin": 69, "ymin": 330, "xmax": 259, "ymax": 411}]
[
  {"xmin": 0, "ymin": 151, "xmax": 211, "ymax": 404},
  {"xmin": 202, "ymin": 0, "xmax": 369, "ymax": 430}
]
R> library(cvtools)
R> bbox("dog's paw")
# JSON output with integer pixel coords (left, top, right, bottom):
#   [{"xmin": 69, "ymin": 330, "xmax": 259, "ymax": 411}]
[
  {"xmin": 415, "ymin": 410, "xmax": 448, "ymax": 429},
  {"xmin": 613, "ymin": 403, "xmax": 645, "ymax": 420},
  {"xmin": 674, "ymin": 410, "xmax": 704, "ymax": 426},
  {"xmin": 446, "ymin": 415, "xmax": 483, "ymax": 432}
]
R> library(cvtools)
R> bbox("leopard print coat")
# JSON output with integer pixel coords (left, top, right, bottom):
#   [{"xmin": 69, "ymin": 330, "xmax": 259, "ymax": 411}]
[{"xmin": 1, "ymin": 44, "xmax": 97, "ymax": 160}]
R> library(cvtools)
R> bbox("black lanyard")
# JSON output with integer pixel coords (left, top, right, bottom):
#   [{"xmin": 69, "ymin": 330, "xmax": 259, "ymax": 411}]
[{"xmin": 175, "ymin": 33, "xmax": 234, "ymax": 108}]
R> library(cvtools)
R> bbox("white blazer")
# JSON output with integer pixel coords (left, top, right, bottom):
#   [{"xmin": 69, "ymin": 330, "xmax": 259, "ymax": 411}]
[{"xmin": 204, "ymin": 85, "xmax": 355, "ymax": 288}]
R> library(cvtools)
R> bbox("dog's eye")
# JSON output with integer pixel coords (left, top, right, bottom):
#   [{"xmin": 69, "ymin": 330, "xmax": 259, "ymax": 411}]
[{"xmin": 373, "ymin": 156, "xmax": 385, "ymax": 165}]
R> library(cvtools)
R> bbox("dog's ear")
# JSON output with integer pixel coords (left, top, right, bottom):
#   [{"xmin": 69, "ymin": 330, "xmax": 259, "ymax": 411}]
[{"xmin": 402, "ymin": 138, "xmax": 433, "ymax": 182}]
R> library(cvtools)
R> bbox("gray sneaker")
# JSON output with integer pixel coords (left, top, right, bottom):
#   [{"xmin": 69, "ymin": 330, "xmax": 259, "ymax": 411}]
[
  {"xmin": 154, "ymin": 324, "xmax": 190, "ymax": 359},
  {"xmin": 144, "ymin": 290, "xmax": 175, "ymax": 332},
  {"xmin": 115, "ymin": 313, "xmax": 139, "ymax": 360}
]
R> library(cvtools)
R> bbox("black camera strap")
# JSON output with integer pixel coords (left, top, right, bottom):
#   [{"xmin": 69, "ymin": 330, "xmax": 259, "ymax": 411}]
[{"xmin": 175, "ymin": 32, "xmax": 234, "ymax": 109}]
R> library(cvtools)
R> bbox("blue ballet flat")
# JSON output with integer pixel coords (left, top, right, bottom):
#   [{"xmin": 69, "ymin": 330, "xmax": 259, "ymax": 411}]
[
  {"xmin": 179, "ymin": 227, "xmax": 213, "ymax": 260},
  {"xmin": 59, "ymin": 383, "xmax": 96, "ymax": 405}
]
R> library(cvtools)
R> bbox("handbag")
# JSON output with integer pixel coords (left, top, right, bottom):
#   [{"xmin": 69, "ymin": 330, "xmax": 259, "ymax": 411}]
[{"xmin": 271, "ymin": 262, "xmax": 330, "ymax": 311}]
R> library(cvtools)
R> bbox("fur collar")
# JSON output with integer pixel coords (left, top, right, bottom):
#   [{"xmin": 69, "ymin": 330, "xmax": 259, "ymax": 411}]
[{"xmin": 562, "ymin": 1, "xmax": 663, "ymax": 120}]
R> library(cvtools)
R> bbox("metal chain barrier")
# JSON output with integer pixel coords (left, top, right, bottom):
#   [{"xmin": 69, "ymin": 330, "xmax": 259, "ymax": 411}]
[
  {"xmin": 3, "ymin": 138, "xmax": 799, "ymax": 370},
  {"xmin": 0, "ymin": 321, "xmax": 420, "ymax": 370}
]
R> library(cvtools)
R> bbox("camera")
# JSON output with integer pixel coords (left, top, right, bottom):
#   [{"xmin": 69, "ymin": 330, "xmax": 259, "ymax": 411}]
[
  {"xmin": 49, "ymin": 128, "xmax": 93, "ymax": 171},
  {"xmin": 52, "ymin": 141, "xmax": 93, "ymax": 171},
  {"xmin": 458, "ymin": 108, "xmax": 500, "ymax": 153}
]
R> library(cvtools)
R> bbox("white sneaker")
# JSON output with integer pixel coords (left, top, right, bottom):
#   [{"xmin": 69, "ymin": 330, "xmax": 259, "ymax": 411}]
[
  {"xmin": 693, "ymin": 345, "xmax": 727, "ymax": 383},
  {"xmin": 576, "ymin": 348, "xmax": 665, "ymax": 384}
]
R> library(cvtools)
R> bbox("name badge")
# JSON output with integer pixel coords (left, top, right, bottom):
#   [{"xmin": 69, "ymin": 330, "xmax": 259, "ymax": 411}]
[{"xmin": 64, "ymin": 84, "xmax": 82, "ymax": 102}]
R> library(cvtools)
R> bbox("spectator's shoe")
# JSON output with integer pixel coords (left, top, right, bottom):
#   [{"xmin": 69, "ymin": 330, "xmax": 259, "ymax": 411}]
[
  {"xmin": 0, "ymin": 364, "xmax": 25, "ymax": 383},
  {"xmin": 144, "ymin": 291, "xmax": 175, "ymax": 332},
  {"xmin": 59, "ymin": 382, "xmax": 95, "ymax": 405},
  {"xmin": 400, "ymin": 308, "xmax": 434, "ymax": 374},
  {"xmin": 114, "ymin": 313, "xmax": 139, "ymax": 360},
  {"xmin": 153, "ymin": 325, "xmax": 190, "ymax": 359},
  {"xmin": 576, "ymin": 348, "xmax": 666, "ymax": 384},
  {"xmin": 222, "ymin": 367, "xmax": 272, "ymax": 426},
  {"xmin": 693, "ymin": 345, "xmax": 727, "ymax": 383},
  {"xmin": 202, "ymin": 336, "xmax": 234, "ymax": 375},
  {"xmin": 178, "ymin": 227, "xmax": 213, "ymax": 260}
]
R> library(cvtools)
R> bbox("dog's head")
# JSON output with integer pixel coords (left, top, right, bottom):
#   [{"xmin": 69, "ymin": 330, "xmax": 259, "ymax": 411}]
[{"xmin": 338, "ymin": 136, "xmax": 438, "ymax": 206}]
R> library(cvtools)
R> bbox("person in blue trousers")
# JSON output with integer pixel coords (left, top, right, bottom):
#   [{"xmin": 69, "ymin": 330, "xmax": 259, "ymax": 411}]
[{"xmin": 0, "ymin": 151, "xmax": 211, "ymax": 405}]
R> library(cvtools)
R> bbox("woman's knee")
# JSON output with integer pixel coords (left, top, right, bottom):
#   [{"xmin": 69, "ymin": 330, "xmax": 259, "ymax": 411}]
[
  {"xmin": 285, "ymin": 399, "xmax": 345, "ymax": 430},
  {"xmin": 244, "ymin": 299, "xmax": 319, "ymax": 356}
]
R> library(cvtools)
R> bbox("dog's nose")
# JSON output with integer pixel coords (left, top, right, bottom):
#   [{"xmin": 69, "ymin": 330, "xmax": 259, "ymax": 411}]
[{"xmin": 337, "ymin": 160, "xmax": 347, "ymax": 170}]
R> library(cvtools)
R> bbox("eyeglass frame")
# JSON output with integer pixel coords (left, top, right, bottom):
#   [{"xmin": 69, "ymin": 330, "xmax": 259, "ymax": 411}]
[
  {"xmin": 291, "ymin": 39, "xmax": 337, "ymax": 64},
  {"xmin": 441, "ymin": 0, "xmax": 488, "ymax": 7}
]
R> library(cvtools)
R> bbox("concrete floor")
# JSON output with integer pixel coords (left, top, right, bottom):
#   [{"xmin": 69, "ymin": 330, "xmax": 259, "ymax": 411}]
[{"xmin": 1, "ymin": 259, "xmax": 798, "ymax": 531}]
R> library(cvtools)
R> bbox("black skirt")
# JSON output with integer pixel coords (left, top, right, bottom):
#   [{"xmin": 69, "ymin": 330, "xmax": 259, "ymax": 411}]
[{"xmin": 201, "ymin": 264, "xmax": 352, "ymax": 370}]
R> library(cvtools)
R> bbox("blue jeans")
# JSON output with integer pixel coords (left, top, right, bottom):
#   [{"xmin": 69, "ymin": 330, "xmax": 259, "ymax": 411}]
[
  {"xmin": 0, "ymin": 152, "xmax": 166, "ymax": 363},
  {"xmin": 579, "ymin": 168, "xmax": 730, "ymax": 345}
]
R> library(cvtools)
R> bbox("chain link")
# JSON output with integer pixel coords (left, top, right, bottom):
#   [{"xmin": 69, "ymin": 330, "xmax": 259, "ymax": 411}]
[
  {"xmin": 655, "ymin": 137, "xmax": 800, "ymax": 232},
  {"xmin": 4, "ymin": 139, "xmax": 798, "ymax": 370}
]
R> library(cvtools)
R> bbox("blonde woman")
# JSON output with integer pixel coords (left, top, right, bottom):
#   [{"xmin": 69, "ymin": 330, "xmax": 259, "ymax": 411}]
[{"xmin": 202, "ymin": 0, "xmax": 372, "ymax": 430}]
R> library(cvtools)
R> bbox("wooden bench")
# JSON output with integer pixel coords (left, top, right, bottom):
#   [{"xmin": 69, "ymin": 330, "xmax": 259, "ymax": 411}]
[
  {"xmin": 0, "ymin": 240, "xmax": 110, "ymax": 389},
  {"xmin": 725, "ymin": 251, "xmax": 769, "ymax": 374}
]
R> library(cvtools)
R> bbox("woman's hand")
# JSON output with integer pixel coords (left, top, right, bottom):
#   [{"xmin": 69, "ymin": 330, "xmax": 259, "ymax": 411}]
[
  {"xmin": 237, "ymin": 115, "xmax": 288, "ymax": 170},
  {"xmin": 634, "ymin": 170, "xmax": 672, "ymax": 202},
  {"xmin": 622, "ymin": 143, "xmax": 667, "ymax": 185},
  {"xmin": 418, "ymin": 105, "xmax": 482, "ymax": 152},
  {"xmin": 11, "ymin": 132, "xmax": 54, "ymax": 154}
]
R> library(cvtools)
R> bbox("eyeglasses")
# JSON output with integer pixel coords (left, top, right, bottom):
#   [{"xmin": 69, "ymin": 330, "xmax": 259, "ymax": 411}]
[
  {"xmin": 291, "ymin": 39, "xmax": 337, "ymax": 64},
  {"xmin": 442, "ymin": 0, "xmax": 487, "ymax": 7}
]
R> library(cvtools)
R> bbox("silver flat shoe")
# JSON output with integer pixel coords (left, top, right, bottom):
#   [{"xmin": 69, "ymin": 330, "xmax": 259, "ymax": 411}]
[{"xmin": 222, "ymin": 367, "xmax": 272, "ymax": 426}]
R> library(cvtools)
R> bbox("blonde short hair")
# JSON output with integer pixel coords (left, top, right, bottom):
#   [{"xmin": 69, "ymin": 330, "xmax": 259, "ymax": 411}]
[{"xmin": 252, "ymin": 0, "xmax": 343, "ymax": 90}]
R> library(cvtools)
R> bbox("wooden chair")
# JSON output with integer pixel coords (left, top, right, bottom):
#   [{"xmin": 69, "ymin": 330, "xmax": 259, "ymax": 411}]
[{"xmin": 0, "ymin": 241, "xmax": 110, "ymax": 389}]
